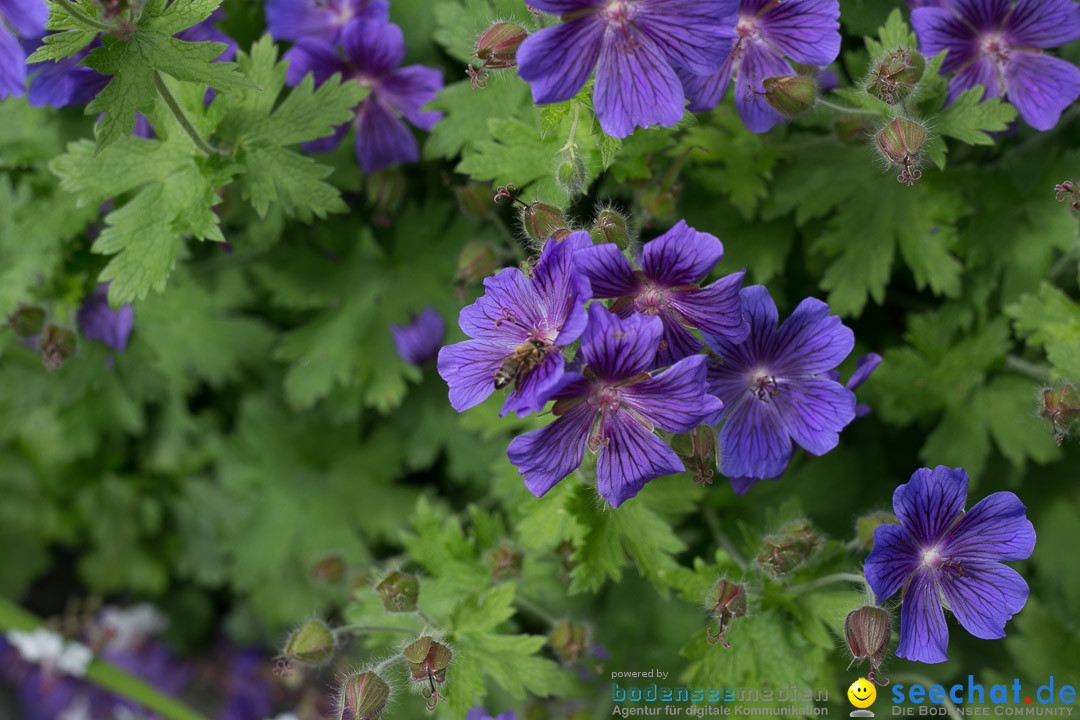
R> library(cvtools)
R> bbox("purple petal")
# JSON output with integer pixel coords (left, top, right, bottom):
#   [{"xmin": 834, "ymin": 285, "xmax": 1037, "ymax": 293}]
[
  {"xmin": 596, "ymin": 410, "xmax": 684, "ymax": 507},
  {"xmin": 78, "ymin": 284, "xmax": 135, "ymax": 351},
  {"xmin": 301, "ymin": 122, "xmax": 348, "ymax": 154},
  {"xmin": 517, "ymin": 16, "xmax": 604, "ymax": 105},
  {"xmin": 593, "ymin": 23, "xmax": 685, "ymax": 138},
  {"xmin": 666, "ymin": 270, "xmax": 749, "ymax": 342},
  {"xmin": 532, "ymin": 235, "xmax": 592, "ymax": 347},
  {"xmin": 677, "ymin": 52, "xmax": 735, "ymax": 112},
  {"xmin": 702, "ymin": 284, "xmax": 778, "ymax": 381},
  {"xmin": 176, "ymin": 15, "xmax": 238, "ymax": 61},
  {"xmin": 717, "ymin": 394, "xmax": 792, "ymax": 479},
  {"xmin": 573, "ymin": 242, "xmax": 641, "ymax": 298},
  {"xmin": 622, "ymin": 354, "xmax": 717, "ymax": 432},
  {"xmin": 0, "ymin": 0, "xmax": 47, "ymax": 37},
  {"xmin": 634, "ymin": 0, "xmax": 738, "ymax": 75},
  {"xmin": 266, "ymin": 0, "xmax": 387, "ymax": 43},
  {"xmin": 581, "ymin": 305, "xmax": 663, "ymax": 383},
  {"xmin": 892, "ymin": 465, "xmax": 969, "ymax": 545},
  {"xmin": 773, "ymin": 376, "xmax": 855, "ymax": 456},
  {"xmin": 896, "ymin": 568, "xmax": 950, "ymax": 663},
  {"xmin": 1002, "ymin": 51, "xmax": 1080, "ymax": 131},
  {"xmin": 507, "ymin": 401, "xmax": 594, "ymax": 498},
  {"xmin": 864, "ymin": 523, "xmax": 921, "ymax": 602},
  {"xmin": 654, "ymin": 312, "xmax": 704, "ymax": 368},
  {"xmin": 458, "ymin": 267, "xmax": 540, "ymax": 343},
  {"xmin": 937, "ymin": 562, "xmax": 1029, "ymax": 640},
  {"xmin": 378, "ymin": 65, "xmax": 443, "ymax": 130},
  {"xmin": 355, "ymin": 97, "xmax": 418, "ymax": 172},
  {"xmin": 500, "ymin": 349, "xmax": 566, "ymax": 418},
  {"xmin": 940, "ymin": 491, "xmax": 1036, "ymax": 562},
  {"xmin": 758, "ymin": 0, "xmax": 841, "ymax": 66},
  {"xmin": 728, "ymin": 476, "xmax": 760, "ymax": 495},
  {"xmin": 734, "ymin": 41, "xmax": 791, "ymax": 133},
  {"xmin": 640, "ymin": 220, "xmax": 723, "ymax": 287},
  {"xmin": 911, "ymin": 7, "xmax": 978, "ymax": 74},
  {"xmin": 1004, "ymin": 0, "xmax": 1080, "ymax": 47},
  {"xmin": 343, "ymin": 18, "xmax": 405, "ymax": 77},
  {"xmin": 437, "ymin": 339, "xmax": 504, "ymax": 411},
  {"xmin": 947, "ymin": 55, "xmax": 1002, "ymax": 101},
  {"xmin": 527, "ymin": 0, "xmax": 605, "ymax": 11},
  {"xmin": 391, "ymin": 307, "xmax": 444, "ymax": 365},
  {"xmin": 0, "ymin": 26, "xmax": 25, "ymax": 98},
  {"xmin": 771, "ymin": 295, "xmax": 854, "ymax": 376},
  {"xmin": 284, "ymin": 40, "xmax": 348, "ymax": 86},
  {"xmin": 847, "ymin": 353, "xmax": 882, "ymax": 390}
]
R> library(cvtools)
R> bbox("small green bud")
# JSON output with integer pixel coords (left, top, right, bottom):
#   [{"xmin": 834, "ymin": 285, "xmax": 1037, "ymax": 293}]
[
  {"xmin": 757, "ymin": 520, "xmax": 824, "ymax": 577},
  {"xmin": 548, "ymin": 620, "xmax": 589, "ymax": 664},
  {"xmin": 403, "ymin": 636, "xmax": 453, "ymax": 684},
  {"xmin": 556, "ymin": 155, "xmax": 587, "ymax": 195},
  {"xmin": 855, "ymin": 511, "xmax": 899, "ymax": 550},
  {"xmin": 283, "ymin": 619, "xmax": 336, "ymax": 666},
  {"xmin": 40, "ymin": 325, "xmax": 76, "ymax": 370},
  {"xmin": 845, "ymin": 605, "xmax": 891, "ymax": 684},
  {"xmin": 377, "ymin": 570, "xmax": 420, "ymax": 612},
  {"xmin": 589, "ymin": 207, "xmax": 631, "ymax": 250},
  {"xmin": 340, "ymin": 670, "xmax": 391, "ymax": 720},
  {"xmin": 522, "ymin": 202, "xmax": 569, "ymax": 245},
  {"xmin": 4, "ymin": 306, "xmax": 46, "ymax": 339},
  {"xmin": 867, "ymin": 47, "xmax": 925, "ymax": 105},
  {"xmin": 762, "ymin": 76, "xmax": 816, "ymax": 118},
  {"xmin": 875, "ymin": 117, "xmax": 927, "ymax": 186},
  {"xmin": 456, "ymin": 242, "xmax": 499, "ymax": 284}
]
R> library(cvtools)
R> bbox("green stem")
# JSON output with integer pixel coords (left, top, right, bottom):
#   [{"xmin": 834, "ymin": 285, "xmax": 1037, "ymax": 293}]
[
  {"xmin": 1005, "ymin": 355, "xmax": 1053, "ymax": 383},
  {"xmin": 333, "ymin": 624, "xmax": 417, "ymax": 636},
  {"xmin": 817, "ymin": 98, "xmax": 882, "ymax": 117},
  {"xmin": 54, "ymin": 0, "xmax": 112, "ymax": 31},
  {"xmin": 416, "ymin": 608, "xmax": 438, "ymax": 627},
  {"xmin": 153, "ymin": 71, "xmax": 219, "ymax": 157},
  {"xmin": 0, "ymin": 596, "xmax": 209, "ymax": 720},
  {"xmin": 559, "ymin": 102, "xmax": 582, "ymax": 155},
  {"xmin": 787, "ymin": 572, "xmax": 866, "ymax": 595},
  {"xmin": 374, "ymin": 653, "xmax": 406, "ymax": 674},
  {"xmin": 515, "ymin": 595, "xmax": 557, "ymax": 627},
  {"xmin": 703, "ymin": 507, "xmax": 747, "ymax": 570},
  {"xmin": 1047, "ymin": 224, "xmax": 1080, "ymax": 281}
]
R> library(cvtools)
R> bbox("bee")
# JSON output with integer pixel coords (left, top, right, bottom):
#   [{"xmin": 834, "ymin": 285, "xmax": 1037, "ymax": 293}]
[{"xmin": 494, "ymin": 339, "xmax": 548, "ymax": 390}]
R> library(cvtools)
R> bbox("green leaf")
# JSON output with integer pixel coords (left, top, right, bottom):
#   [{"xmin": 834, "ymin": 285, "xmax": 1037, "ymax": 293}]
[
  {"xmin": 937, "ymin": 86, "xmax": 1018, "ymax": 145},
  {"xmin": 866, "ymin": 8, "xmax": 917, "ymax": 56},
  {"xmin": 423, "ymin": 79, "xmax": 532, "ymax": 160},
  {"xmin": 1007, "ymin": 282, "xmax": 1080, "ymax": 378}
]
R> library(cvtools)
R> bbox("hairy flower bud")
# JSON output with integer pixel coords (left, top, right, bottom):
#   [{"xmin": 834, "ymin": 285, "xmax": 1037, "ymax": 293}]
[
  {"xmin": 757, "ymin": 520, "xmax": 824, "ymax": 577},
  {"xmin": 485, "ymin": 543, "xmax": 524, "ymax": 581},
  {"xmin": 867, "ymin": 47, "xmax": 925, "ymax": 105},
  {"xmin": 310, "ymin": 553, "xmax": 346, "ymax": 583},
  {"xmin": 457, "ymin": 182, "xmax": 495, "ymax": 217},
  {"xmin": 5, "ymin": 306, "xmax": 46, "ymax": 340},
  {"xmin": 845, "ymin": 605, "xmax": 891, "ymax": 684},
  {"xmin": 403, "ymin": 636, "xmax": 453, "ymax": 685},
  {"xmin": 589, "ymin": 207, "xmax": 631, "ymax": 250},
  {"xmin": 855, "ymin": 511, "xmax": 899, "ymax": 550},
  {"xmin": 340, "ymin": 670, "xmax": 391, "ymax": 720},
  {"xmin": 875, "ymin": 117, "xmax": 927, "ymax": 186},
  {"xmin": 548, "ymin": 620, "xmax": 589, "ymax": 664},
  {"xmin": 456, "ymin": 242, "xmax": 499, "ymax": 285},
  {"xmin": 1040, "ymin": 384, "xmax": 1080, "ymax": 446},
  {"xmin": 1055, "ymin": 180, "xmax": 1080, "ymax": 211},
  {"xmin": 283, "ymin": 619, "xmax": 336, "ymax": 667},
  {"xmin": 556, "ymin": 154, "xmax": 588, "ymax": 195},
  {"xmin": 40, "ymin": 325, "xmax": 76, "ymax": 370},
  {"xmin": 704, "ymin": 579, "xmax": 747, "ymax": 648},
  {"xmin": 377, "ymin": 571, "xmax": 420, "ymax": 612},
  {"xmin": 671, "ymin": 424, "xmax": 718, "ymax": 485},
  {"xmin": 762, "ymin": 76, "xmax": 816, "ymax": 119},
  {"xmin": 522, "ymin": 201, "xmax": 570, "ymax": 245},
  {"xmin": 468, "ymin": 22, "xmax": 529, "ymax": 88}
]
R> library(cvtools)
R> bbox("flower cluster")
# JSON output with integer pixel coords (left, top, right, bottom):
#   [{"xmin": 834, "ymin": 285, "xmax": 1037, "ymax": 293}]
[
  {"xmin": 268, "ymin": 0, "xmax": 444, "ymax": 172},
  {"xmin": 439, "ymin": 222, "xmax": 874, "ymax": 507}
]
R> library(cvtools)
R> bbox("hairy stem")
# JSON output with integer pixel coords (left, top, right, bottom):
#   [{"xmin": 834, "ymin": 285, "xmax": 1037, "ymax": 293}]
[
  {"xmin": 54, "ymin": 0, "xmax": 112, "ymax": 31},
  {"xmin": 817, "ymin": 98, "xmax": 882, "ymax": 117},
  {"xmin": 0, "ymin": 596, "xmax": 209, "ymax": 720},
  {"xmin": 787, "ymin": 572, "xmax": 866, "ymax": 595},
  {"xmin": 333, "ymin": 624, "xmax": 417, "ymax": 636},
  {"xmin": 374, "ymin": 653, "xmax": 406, "ymax": 674},
  {"xmin": 515, "ymin": 594, "xmax": 557, "ymax": 627},
  {"xmin": 153, "ymin": 71, "xmax": 219, "ymax": 156},
  {"xmin": 1005, "ymin": 355, "xmax": 1052, "ymax": 383},
  {"xmin": 560, "ymin": 101, "xmax": 582, "ymax": 155}
]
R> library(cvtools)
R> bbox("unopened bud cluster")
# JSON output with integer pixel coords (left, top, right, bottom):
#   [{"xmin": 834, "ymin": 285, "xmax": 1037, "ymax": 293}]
[
  {"xmin": 1040, "ymin": 383, "xmax": 1079, "ymax": 446},
  {"xmin": 866, "ymin": 48, "xmax": 925, "ymax": 105},
  {"xmin": 590, "ymin": 206, "xmax": 631, "ymax": 250},
  {"xmin": 756, "ymin": 520, "xmax": 823, "ymax": 577},
  {"xmin": 485, "ymin": 543, "xmax": 524, "ymax": 581},
  {"xmin": 377, "ymin": 570, "xmax": 420, "ymax": 612},
  {"xmin": 704, "ymin": 578, "xmax": 747, "ymax": 648},
  {"xmin": 875, "ymin": 117, "xmax": 927, "ymax": 186},
  {"xmin": 844, "ymin": 605, "xmax": 891, "ymax": 685},
  {"xmin": 549, "ymin": 620, "xmax": 590, "ymax": 664},
  {"xmin": 403, "ymin": 635, "xmax": 453, "ymax": 687}
]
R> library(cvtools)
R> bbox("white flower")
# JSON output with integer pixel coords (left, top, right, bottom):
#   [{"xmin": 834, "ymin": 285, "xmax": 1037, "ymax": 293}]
[
  {"xmin": 99, "ymin": 603, "xmax": 167, "ymax": 651},
  {"xmin": 6, "ymin": 628, "xmax": 94, "ymax": 677}
]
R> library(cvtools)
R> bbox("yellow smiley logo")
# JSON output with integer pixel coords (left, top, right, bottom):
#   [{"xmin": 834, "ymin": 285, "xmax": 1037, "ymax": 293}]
[{"xmin": 848, "ymin": 678, "xmax": 877, "ymax": 709}]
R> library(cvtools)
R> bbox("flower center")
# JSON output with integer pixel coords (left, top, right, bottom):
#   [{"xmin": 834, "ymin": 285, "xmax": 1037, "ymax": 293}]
[
  {"xmin": 590, "ymin": 385, "xmax": 623, "ymax": 413},
  {"xmin": 633, "ymin": 287, "xmax": 667, "ymax": 315},
  {"xmin": 749, "ymin": 371, "xmax": 779, "ymax": 402},
  {"xmin": 921, "ymin": 548, "xmax": 943, "ymax": 568},
  {"xmin": 979, "ymin": 33, "xmax": 1011, "ymax": 64},
  {"xmin": 602, "ymin": 0, "xmax": 635, "ymax": 22}
]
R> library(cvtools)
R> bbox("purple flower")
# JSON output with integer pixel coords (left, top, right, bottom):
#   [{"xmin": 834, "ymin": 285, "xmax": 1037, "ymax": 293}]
[
  {"xmin": 824, "ymin": 352, "xmax": 882, "ymax": 418},
  {"xmin": 864, "ymin": 466, "xmax": 1035, "ymax": 663},
  {"xmin": 573, "ymin": 219, "xmax": 748, "ymax": 369},
  {"xmin": 176, "ymin": 9, "xmax": 238, "ymax": 62},
  {"xmin": 438, "ymin": 233, "xmax": 591, "ymax": 417},
  {"xmin": 912, "ymin": 0, "xmax": 1080, "ymax": 131},
  {"xmin": 704, "ymin": 285, "xmax": 855, "ymax": 482},
  {"xmin": 466, "ymin": 708, "xmax": 517, "ymax": 720},
  {"xmin": 0, "ymin": 0, "xmax": 47, "ymax": 98},
  {"xmin": 266, "ymin": 0, "xmax": 387, "ymax": 45},
  {"xmin": 285, "ymin": 18, "xmax": 443, "ymax": 172},
  {"xmin": 516, "ymin": 0, "xmax": 739, "ymax": 138},
  {"xmin": 507, "ymin": 305, "xmax": 723, "ymax": 507},
  {"xmin": 392, "ymin": 306, "xmax": 445, "ymax": 365},
  {"xmin": 78, "ymin": 284, "xmax": 134, "ymax": 351},
  {"xmin": 679, "ymin": 0, "xmax": 841, "ymax": 133},
  {"xmin": 908, "ymin": 0, "xmax": 950, "ymax": 7}
]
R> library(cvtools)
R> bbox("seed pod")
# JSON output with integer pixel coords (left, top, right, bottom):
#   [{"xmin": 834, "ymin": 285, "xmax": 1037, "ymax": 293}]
[
  {"xmin": 457, "ymin": 182, "xmax": 495, "ymax": 217},
  {"xmin": 672, "ymin": 424, "xmax": 718, "ymax": 486},
  {"xmin": 522, "ymin": 202, "xmax": 569, "ymax": 245},
  {"xmin": 866, "ymin": 47, "xmax": 925, "ymax": 105},
  {"xmin": 875, "ymin": 117, "xmax": 927, "ymax": 186},
  {"xmin": 475, "ymin": 22, "xmax": 528, "ymax": 70},
  {"xmin": 704, "ymin": 579, "xmax": 747, "ymax": 648},
  {"xmin": 762, "ymin": 76, "xmax": 816, "ymax": 118},
  {"xmin": 589, "ymin": 207, "xmax": 631, "ymax": 250},
  {"xmin": 403, "ymin": 636, "xmax": 453, "ymax": 685},
  {"xmin": 548, "ymin": 620, "xmax": 589, "ymax": 664},
  {"xmin": 1040, "ymin": 384, "xmax": 1080, "ymax": 445},
  {"xmin": 456, "ymin": 242, "xmax": 499, "ymax": 284},
  {"xmin": 283, "ymin": 619, "xmax": 336, "ymax": 667},
  {"xmin": 340, "ymin": 670, "xmax": 391, "ymax": 720},
  {"xmin": 377, "ymin": 571, "xmax": 420, "ymax": 613},
  {"xmin": 845, "ymin": 605, "xmax": 891, "ymax": 684}
]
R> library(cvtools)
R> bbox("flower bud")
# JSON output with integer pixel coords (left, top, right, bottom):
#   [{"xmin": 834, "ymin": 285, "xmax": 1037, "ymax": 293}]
[
  {"xmin": 671, "ymin": 425, "xmax": 718, "ymax": 485},
  {"xmin": 1055, "ymin": 180, "xmax": 1080, "ymax": 211},
  {"xmin": 640, "ymin": 185, "xmax": 676, "ymax": 219},
  {"xmin": 845, "ymin": 605, "xmax": 890, "ymax": 684},
  {"xmin": 522, "ymin": 201, "xmax": 569, "ymax": 245},
  {"xmin": 377, "ymin": 571, "xmax": 420, "ymax": 613},
  {"xmin": 855, "ymin": 511, "xmax": 899, "ymax": 550},
  {"xmin": 875, "ymin": 117, "xmax": 926, "ymax": 186},
  {"xmin": 556, "ymin": 154, "xmax": 588, "ymax": 196},
  {"xmin": 589, "ymin": 207, "xmax": 631, "ymax": 250},
  {"xmin": 40, "ymin": 325, "xmax": 76, "ymax": 370},
  {"xmin": 867, "ymin": 48, "xmax": 925, "ymax": 105},
  {"xmin": 366, "ymin": 170, "xmax": 404, "ymax": 227},
  {"xmin": 403, "ymin": 636, "xmax": 453, "ymax": 685},
  {"xmin": 834, "ymin": 115, "xmax": 872, "ymax": 145},
  {"xmin": 704, "ymin": 579, "xmax": 747, "ymax": 648},
  {"xmin": 548, "ymin": 620, "xmax": 589, "ymax": 664},
  {"xmin": 456, "ymin": 242, "xmax": 499, "ymax": 285},
  {"xmin": 310, "ymin": 553, "xmax": 346, "ymax": 583},
  {"xmin": 756, "ymin": 520, "xmax": 824, "ymax": 577},
  {"xmin": 4, "ymin": 306, "xmax": 46, "ymax": 340},
  {"xmin": 283, "ymin": 619, "xmax": 336, "ymax": 667},
  {"xmin": 476, "ymin": 22, "xmax": 527, "ymax": 70},
  {"xmin": 340, "ymin": 670, "xmax": 391, "ymax": 720},
  {"xmin": 1040, "ymin": 383, "xmax": 1080, "ymax": 446},
  {"xmin": 457, "ymin": 182, "xmax": 495, "ymax": 217},
  {"xmin": 762, "ymin": 76, "xmax": 816, "ymax": 119},
  {"xmin": 485, "ymin": 543, "xmax": 524, "ymax": 582}
]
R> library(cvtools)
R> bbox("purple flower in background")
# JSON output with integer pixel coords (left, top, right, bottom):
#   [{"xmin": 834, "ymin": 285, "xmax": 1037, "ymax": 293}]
[
  {"xmin": 865, "ymin": 466, "xmax": 1035, "ymax": 663},
  {"xmin": 0, "ymin": 0, "xmax": 47, "ymax": 98},
  {"xmin": 516, "ymin": 0, "xmax": 738, "ymax": 138},
  {"xmin": 78, "ymin": 284, "xmax": 134, "ymax": 351},
  {"xmin": 507, "ymin": 305, "xmax": 723, "ymax": 508},
  {"xmin": 824, "ymin": 352, "xmax": 882, "ymax": 418},
  {"xmin": 392, "ymin": 307, "xmax": 445, "ymax": 365},
  {"xmin": 266, "ymin": 0, "xmax": 387, "ymax": 44},
  {"xmin": 176, "ymin": 8, "xmax": 238, "ymax": 62},
  {"xmin": 574, "ymin": 219, "xmax": 748, "ymax": 369},
  {"xmin": 438, "ymin": 233, "xmax": 591, "ymax": 417},
  {"xmin": 912, "ymin": 0, "xmax": 1080, "ymax": 131},
  {"xmin": 219, "ymin": 648, "xmax": 274, "ymax": 720},
  {"xmin": 908, "ymin": 0, "xmax": 949, "ymax": 7},
  {"xmin": 466, "ymin": 708, "xmax": 517, "ymax": 720},
  {"xmin": 704, "ymin": 285, "xmax": 855, "ymax": 482},
  {"xmin": 679, "ymin": 0, "xmax": 841, "ymax": 132},
  {"xmin": 285, "ymin": 18, "xmax": 443, "ymax": 172}
]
